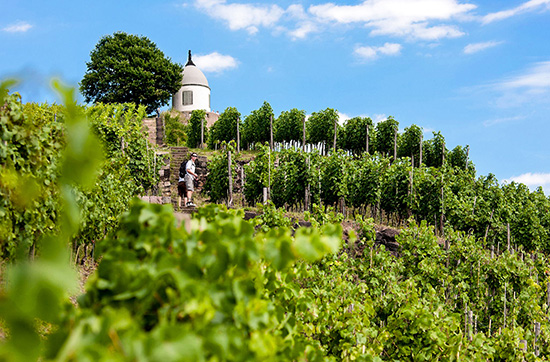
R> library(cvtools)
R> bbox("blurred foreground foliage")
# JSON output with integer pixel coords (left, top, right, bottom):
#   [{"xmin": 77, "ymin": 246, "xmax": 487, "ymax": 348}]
[
  {"xmin": 0, "ymin": 82, "xmax": 160, "ymax": 260},
  {"xmin": 1, "ymin": 81, "xmax": 550, "ymax": 361}
]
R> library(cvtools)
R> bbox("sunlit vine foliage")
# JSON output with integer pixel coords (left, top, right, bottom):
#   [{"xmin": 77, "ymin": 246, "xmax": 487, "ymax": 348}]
[
  {"xmin": 243, "ymin": 145, "xmax": 550, "ymax": 251},
  {"xmin": 0, "ymin": 84, "xmax": 160, "ymax": 259}
]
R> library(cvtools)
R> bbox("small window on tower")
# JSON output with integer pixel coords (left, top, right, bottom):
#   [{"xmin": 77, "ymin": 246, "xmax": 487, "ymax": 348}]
[{"xmin": 183, "ymin": 91, "xmax": 193, "ymax": 106}]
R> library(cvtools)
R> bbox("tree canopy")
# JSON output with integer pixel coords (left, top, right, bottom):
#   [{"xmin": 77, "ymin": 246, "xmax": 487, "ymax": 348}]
[
  {"xmin": 423, "ymin": 131, "xmax": 446, "ymax": 168},
  {"xmin": 398, "ymin": 124, "xmax": 423, "ymax": 167},
  {"xmin": 80, "ymin": 32, "xmax": 183, "ymax": 115},
  {"xmin": 187, "ymin": 109, "xmax": 207, "ymax": 148},
  {"xmin": 338, "ymin": 116, "xmax": 374, "ymax": 155},
  {"xmin": 274, "ymin": 108, "xmax": 305, "ymax": 143},
  {"xmin": 208, "ymin": 107, "xmax": 241, "ymax": 149},
  {"xmin": 242, "ymin": 101, "xmax": 274, "ymax": 148},
  {"xmin": 306, "ymin": 108, "xmax": 339, "ymax": 150},
  {"xmin": 374, "ymin": 116, "xmax": 399, "ymax": 158}
]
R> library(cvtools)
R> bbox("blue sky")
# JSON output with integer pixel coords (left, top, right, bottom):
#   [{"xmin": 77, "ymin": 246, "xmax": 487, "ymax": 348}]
[{"xmin": 2, "ymin": 0, "xmax": 550, "ymax": 193}]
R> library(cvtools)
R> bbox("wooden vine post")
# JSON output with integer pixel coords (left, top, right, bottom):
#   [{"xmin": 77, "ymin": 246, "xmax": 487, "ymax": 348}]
[
  {"xmin": 484, "ymin": 209, "xmax": 495, "ymax": 239},
  {"xmin": 121, "ymin": 136, "xmax": 125, "ymax": 156},
  {"xmin": 302, "ymin": 116, "xmax": 306, "ymax": 152},
  {"xmin": 270, "ymin": 115, "xmax": 274, "ymax": 151},
  {"xmin": 419, "ymin": 132, "xmax": 423, "ymax": 167},
  {"xmin": 333, "ymin": 116, "xmax": 337, "ymax": 151},
  {"xmin": 146, "ymin": 138, "xmax": 150, "ymax": 174},
  {"xmin": 393, "ymin": 129, "xmax": 397, "ymax": 161},
  {"xmin": 236, "ymin": 117, "xmax": 240, "ymax": 153},
  {"xmin": 507, "ymin": 223, "xmax": 511, "ymax": 252},
  {"xmin": 535, "ymin": 322, "xmax": 541, "ymax": 356},
  {"xmin": 201, "ymin": 114, "xmax": 204, "ymax": 149},
  {"xmin": 263, "ymin": 187, "xmax": 268, "ymax": 204},
  {"xmin": 520, "ymin": 339, "xmax": 527, "ymax": 352},
  {"xmin": 366, "ymin": 124, "xmax": 369, "ymax": 154},
  {"xmin": 440, "ymin": 172, "xmax": 445, "ymax": 236},
  {"xmin": 408, "ymin": 155, "xmax": 413, "ymax": 218},
  {"xmin": 464, "ymin": 306, "xmax": 469, "ymax": 340},
  {"xmin": 240, "ymin": 165, "xmax": 244, "ymax": 195},
  {"xmin": 268, "ymin": 145, "xmax": 271, "ymax": 201},
  {"xmin": 503, "ymin": 283, "xmax": 507, "ymax": 328},
  {"xmin": 468, "ymin": 310, "xmax": 474, "ymax": 341},
  {"xmin": 305, "ymin": 156, "xmax": 310, "ymax": 211},
  {"xmin": 227, "ymin": 150, "xmax": 233, "ymax": 207}
]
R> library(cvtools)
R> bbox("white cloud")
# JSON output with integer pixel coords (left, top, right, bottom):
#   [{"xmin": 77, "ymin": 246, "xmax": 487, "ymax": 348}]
[
  {"xmin": 285, "ymin": 4, "xmax": 320, "ymax": 39},
  {"xmin": 482, "ymin": 115, "xmax": 526, "ymax": 127},
  {"xmin": 355, "ymin": 42, "xmax": 402, "ymax": 60},
  {"xmin": 464, "ymin": 40, "xmax": 503, "ymax": 54},
  {"xmin": 288, "ymin": 21, "xmax": 318, "ymax": 40},
  {"xmin": 372, "ymin": 114, "xmax": 388, "ymax": 124},
  {"xmin": 338, "ymin": 111, "xmax": 351, "ymax": 125},
  {"xmin": 2, "ymin": 21, "xmax": 33, "ymax": 33},
  {"xmin": 309, "ymin": 0, "xmax": 475, "ymax": 24},
  {"xmin": 498, "ymin": 61, "xmax": 550, "ymax": 90},
  {"xmin": 192, "ymin": 0, "xmax": 477, "ymax": 41},
  {"xmin": 506, "ymin": 172, "xmax": 550, "ymax": 193},
  {"xmin": 482, "ymin": 0, "xmax": 550, "ymax": 24},
  {"xmin": 193, "ymin": 52, "xmax": 239, "ymax": 73},
  {"xmin": 309, "ymin": 0, "xmax": 476, "ymax": 40},
  {"xmin": 422, "ymin": 127, "xmax": 436, "ymax": 135},
  {"xmin": 482, "ymin": 61, "xmax": 550, "ymax": 107},
  {"xmin": 193, "ymin": 0, "xmax": 284, "ymax": 34}
]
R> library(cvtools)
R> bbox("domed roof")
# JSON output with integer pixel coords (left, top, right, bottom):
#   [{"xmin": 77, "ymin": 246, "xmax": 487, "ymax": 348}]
[{"xmin": 181, "ymin": 50, "xmax": 209, "ymax": 89}]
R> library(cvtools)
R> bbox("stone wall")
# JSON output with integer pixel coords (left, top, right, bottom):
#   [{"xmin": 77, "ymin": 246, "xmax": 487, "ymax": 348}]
[
  {"xmin": 177, "ymin": 111, "xmax": 219, "ymax": 128},
  {"xmin": 142, "ymin": 117, "xmax": 165, "ymax": 146},
  {"xmin": 157, "ymin": 151, "xmax": 171, "ymax": 197}
]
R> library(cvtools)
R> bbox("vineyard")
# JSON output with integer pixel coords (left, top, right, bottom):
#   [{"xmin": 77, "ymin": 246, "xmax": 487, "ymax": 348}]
[
  {"xmin": 2, "ymin": 81, "xmax": 550, "ymax": 361},
  {"xmin": 206, "ymin": 143, "xmax": 549, "ymax": 254}
]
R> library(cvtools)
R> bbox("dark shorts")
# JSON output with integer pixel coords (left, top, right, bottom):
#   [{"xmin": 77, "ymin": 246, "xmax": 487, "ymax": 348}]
[{"xmin": 177, "ymin": 181, "xmax": 186, "ymax": 196}]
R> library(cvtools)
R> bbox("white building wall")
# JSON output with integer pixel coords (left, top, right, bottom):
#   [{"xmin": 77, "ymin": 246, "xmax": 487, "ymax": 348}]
[{"xmin": 172, "ymin": 85, "xmax": 210, "ymax": 113}]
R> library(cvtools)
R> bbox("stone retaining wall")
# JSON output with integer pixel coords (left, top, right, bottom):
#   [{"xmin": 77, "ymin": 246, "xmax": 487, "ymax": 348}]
[{"xmin": 142, "ymin": 117, "xmax": 165, "ymax": 146}]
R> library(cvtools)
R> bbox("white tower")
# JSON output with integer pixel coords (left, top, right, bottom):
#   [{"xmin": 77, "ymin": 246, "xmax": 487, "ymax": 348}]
[{"xmin": 172, "ymin": 50, "xmax": 211, "ymax": 112}]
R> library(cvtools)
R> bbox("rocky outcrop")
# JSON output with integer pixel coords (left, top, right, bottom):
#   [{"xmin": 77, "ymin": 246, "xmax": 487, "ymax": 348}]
[{"xmin": 375, "ymin": 227, "xmax": 401, "ymax": 255}]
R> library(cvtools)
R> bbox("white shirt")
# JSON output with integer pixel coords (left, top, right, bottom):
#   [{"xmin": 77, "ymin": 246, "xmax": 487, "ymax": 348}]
[{"xmin": 186, "ymin": 159, "xmax": 196, "ymax": 180}]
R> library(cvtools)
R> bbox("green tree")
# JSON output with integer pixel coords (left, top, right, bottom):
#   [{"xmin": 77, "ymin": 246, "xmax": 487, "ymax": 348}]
[
  {"xmin": 203, "ymin": 144, "xmax": 236, "ymax": 202},
  {"xmin": 187, "ymin": 109, "xmax": 207, "ymax": 148},
  {"xmin": 374, "ymin": 116, "xmax": 399, "ymax": 158},
  {"xmin": 208, "ymin": 107, "xmax": 241, "ymax": 149},
  {"xmin": 306, "ymin": 108, "xmax": 340, "ymax": 152},
  {"xmin": 242, "ymin": 101, "xmax": 274, "ymax": 148},
  {"xmin": 164, "ymin": 113, "xmax": 186, "ymax": 146},
  {"xmin": 242, "ymin": 143, "xmax": 273, "ymax": 204},
  {"xmin": 447, "ymin": 145, "xmax": 469, "ymax": 170},
  {"xmin": 398, "ymin": 124, "xmax": 423, "ymax": 167},
  {"xmin": 271, "ymin": 149, "xmax": 309, "ymax": 207},
  {"xmin": 80, "ymin": 32, "xmax": 183, "ymax": 115},
  {"xmin": 274, "ymin": 108, "xmax": 306, "ymax": 143},
  {"xmin": 320, "ymin": 151, "xmax": 348, "ymax": 205},
  {"xmin": 423, "ymin": 131, "xmax": 446, "ymax": 168},
  {"xmin": 338, "ymin": 116, "xmax": 374, "ymax": 155}
]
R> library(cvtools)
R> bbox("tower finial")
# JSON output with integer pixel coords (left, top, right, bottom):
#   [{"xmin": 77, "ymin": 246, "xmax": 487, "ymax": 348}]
[{"xmin": 186, "ymin": 50, "xmax": 195, "ymax": 66}]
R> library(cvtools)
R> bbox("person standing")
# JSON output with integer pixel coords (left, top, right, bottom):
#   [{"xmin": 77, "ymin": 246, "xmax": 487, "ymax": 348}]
[
  {"xmin": 184, "ymin": 152, "xmax": 199, "ymax": 207},
  {"xmin": 177, "ymin": 161, "xmax": 187, "ymax": 209}
]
